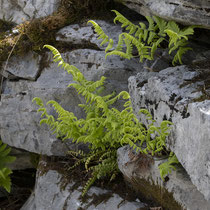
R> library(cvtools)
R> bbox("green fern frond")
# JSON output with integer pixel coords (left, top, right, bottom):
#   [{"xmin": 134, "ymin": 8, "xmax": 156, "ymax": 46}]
[
  {"xmin": 90, "ymin": 11, "xmax": 195, "ymax": 65},
  {"xmin": 172, "ymin": 46, "xmax": 192, "ymax": 65},
  {"xmin": 0, "ymin": 140, "xmax": 15, "ymax": 192},
  {"xmin": 153, "ymin": 16, "xmax": 167, "ymax": 36},
  {"xmin": 105, "ymin": 39, "xmax": 114, "ymax": 53},
  {"xmin": 158, "ymin": 153, "xmax": 179, "ymax": 180},
  {"xmin": 105, "ymin": 50, "xmax": 131, "ymax": 59},
  {"xmin": 88, "ymin": 20, "xmax": 109, "ymax": 46}
]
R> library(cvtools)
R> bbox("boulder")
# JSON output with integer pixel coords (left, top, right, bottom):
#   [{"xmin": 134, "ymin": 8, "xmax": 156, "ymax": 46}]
[
  {"xmin": 128, "ymin": 65, "xmax": 210, "ymax": 201},
  {"xmin": 56, "ymin": 20, "xmax": 123, "ymax": 50},
  {"xmin": 0, "ymin": 0, "xmax": 59, "ymax": 24},
  {"xmin": 21, "ymin": 158, "xmax": 146, "ymax": 210},
  {"xmin": 117, "ymin": 145, "xmax": 210, "ymax": 210},
  {"xmin": 4, "ymin": 52, "xmax": 41, "ymax": 81},
  {"xmin": 123, "ymin": 0, "xmax": 210, "ymax": 29},
  {"xmin": 7, "ymin": 148, "xmax": 34, "ymax": 170},
  {"xmin": 0, "ymin": 19, "xmax": 146, "ymax": 155}
]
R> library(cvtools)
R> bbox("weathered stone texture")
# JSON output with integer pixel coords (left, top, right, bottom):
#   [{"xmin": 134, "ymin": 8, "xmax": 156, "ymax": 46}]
[
  {"xmin": 21, "ymin": 159, "xmax": 146, "ymax": 210},
  {"xmin": 123, "ymin": 0, "xmax": 210, "ymax": 29},
  {"xmin": 128, "ymin": 65, "xmax": 210, "ymax": 201},
  {"xmin": 118, "ymin": 145, "xmax": 210, "ymax": 210},
  {"xmin": 0, "ymin": 20, "xmax": 148, "ymax": 155},
  {"xmin": 0, "ymin": 0, "xmax": 59, "ymax": 24}
]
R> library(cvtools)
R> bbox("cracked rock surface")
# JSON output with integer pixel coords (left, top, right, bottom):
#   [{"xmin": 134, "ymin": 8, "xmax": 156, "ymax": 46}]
[
  {"xmin": 123, "ymin": 0, "xmax": 210, "ymax": 29},
  {"xmin": 0, "ymin": 0, "xmax": 59, "ymax": 24},
  {"xmin": 21, "ymin": 158, "xmax": 146, "ymax": 210},
  {"xmin": 0, "ymin": 20, "xmax": 145, "ymax": 155},
  {"xmin": 128, "ymin": 65, "xmax": 210, "ymax": 201},
  {"xmin": 117, "ymin": 145, "xmax": 210, "ymax": 210}
]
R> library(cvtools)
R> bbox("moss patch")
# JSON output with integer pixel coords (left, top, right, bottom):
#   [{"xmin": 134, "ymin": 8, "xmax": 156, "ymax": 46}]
[{"xmin": 124, "ymin": 176, "xmax": 183, "ymax": 210}]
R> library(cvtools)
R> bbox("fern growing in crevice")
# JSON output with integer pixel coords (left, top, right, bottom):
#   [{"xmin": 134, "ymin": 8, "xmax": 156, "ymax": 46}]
[
  {"xmin": 33, "ymin": 45, "xmax": 175, "ymax": 195},
  {"xmin": 0, "ymin": 140, "xmax": 16, "ymax": 192},
  {"xmin": 89, "ymin": 10, "xmax": 195, "ymax": 65},
  {"xmin": 158, "ymin": 152, "xmax": 179, "ymax": 180}
]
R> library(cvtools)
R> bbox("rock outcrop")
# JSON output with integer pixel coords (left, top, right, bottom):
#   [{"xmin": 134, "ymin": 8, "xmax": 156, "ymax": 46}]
[
  {"xmin": 1, "ymin": 1, "xmax": 210, "ymax": 209},
  {"xmin": 0, "ymin": 20, "xmax": 143, "ymax": 155},
  {"xmin": 0, "ymin": 0, "xmax": 59, "ymax": 24},
  {"xmin": 118, "ymin": 145, "xmax": 210, "ymax": 210},
  {"xmin": 128, "ymin": 64, "xmax": 210, "ymax": 201},
  {"xmin": 21, "ymin": 158, "xmax": 146, "ymax": 210},
  {"xmin": 123, "ymin": 0, "xmax": 210, "ymax": 29}
]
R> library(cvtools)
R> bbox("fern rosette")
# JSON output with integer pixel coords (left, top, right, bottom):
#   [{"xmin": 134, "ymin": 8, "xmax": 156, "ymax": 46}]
[
  {"xmin": 33, "ymin": 45, "xmax": 177, "ymax": 195},
  {"xmin": 0, "ymin": 140, "xmax": 16, "ymax": 192}
]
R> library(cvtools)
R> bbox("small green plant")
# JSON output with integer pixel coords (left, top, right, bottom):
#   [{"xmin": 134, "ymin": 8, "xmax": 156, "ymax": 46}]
[
  {"xmin": 89, "ymin": 10, "xmax": 195, "ymax": 65},
  {"xmin": 158, "ymin": 152, "xmax": 179, "ymax": 180},
  {"xmin": 33, "ymin": 45, "xmax": 176, "ymax": 195},
  {"xmin": 0, "ymin": 140, "xmax": 16, "ymax": 192}
]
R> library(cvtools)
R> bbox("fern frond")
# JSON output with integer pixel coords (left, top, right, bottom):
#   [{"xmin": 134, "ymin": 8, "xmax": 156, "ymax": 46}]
[
  {"xmin": 112, "ymin": 10, "xmax": 138, "ymax": 35},
  {"xmin": 88, "ymin": 20, "xmax": 109, "ymax": 46},
  {"xmin": 158, "ymin": 153, "xmax": 179, "ymax": 180},
  {"xmin": 153, "ymin": 16, "xmax": 167, "ymax": 36},
  {"xmin": 105, "ymin": 50, "xmax": 130, "ymax": 59},
  {"xmin": 105, "ymin": 39, "xmax": 114, "ymax": 53},
  {"xmin": 172, "ymin": 46, "xmax": 192, "ymax": 65},
  {"xmin": 82, "ymin": 174, "xmax": 97, "ymax": 196}
]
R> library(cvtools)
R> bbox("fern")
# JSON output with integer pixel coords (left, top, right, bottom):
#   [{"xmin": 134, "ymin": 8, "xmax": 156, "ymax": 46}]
[
  {"xmin": 0, "ymin": 140, "xmax": 16, "ymax": 192},
  {"xmin": 158, "ymin": 153, "xmax": 179, "ymax": 180},
  {"xmin": 89, "ymin": 10, "xmax": 195, "ymax": 65},
  {"xmin": 33, "ymin": 46, "xmax": 174, "ymax": 195}
]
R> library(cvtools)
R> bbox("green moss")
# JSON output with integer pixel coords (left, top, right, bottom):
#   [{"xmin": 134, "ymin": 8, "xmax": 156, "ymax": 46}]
[
  {"xmin": 0, "ymin": 19, "xmax": 15, "ymax": 33},
  {"xmin": 124, "ymin": 176, "xmax": 183, "ymax": 210},
  {"xmin": 30, "ymin": 153, "xmax": 40, "ymax": 168}
]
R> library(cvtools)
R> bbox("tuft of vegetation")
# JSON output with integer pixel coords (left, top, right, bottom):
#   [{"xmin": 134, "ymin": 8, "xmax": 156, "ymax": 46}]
[
  {"xmin": 89, "ymin": 10, "xmax": 195, "ymax": 65},
  {"xmin": 0, "ymin": 140, "xmax": 16, "ymax": 192},
  {"xmin": 33, "ymin": 45, "xmax": 176, "ymax": 195}
]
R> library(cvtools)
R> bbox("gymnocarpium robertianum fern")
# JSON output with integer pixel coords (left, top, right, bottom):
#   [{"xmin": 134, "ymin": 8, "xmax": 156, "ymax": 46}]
[
  {"xmin": 33, "ymin": 45, "xmax": 176, "ymax": 195},
  {"xmin": 89, "ymin": 10, "xmax": 195, "ymax": 65},
  {"xmin": 0, "ymin": 140, "xmax": 16, "ymax": 193}
]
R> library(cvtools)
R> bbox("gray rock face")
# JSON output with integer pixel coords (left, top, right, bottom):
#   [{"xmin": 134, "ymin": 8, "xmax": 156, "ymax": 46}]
[
  {"xmin": 0, "ymin": 19, "xmax": 147, "ymax": 155},
  {"xmin": 21, "ymin": 159, "xmax": 146, "ymax": 210},
  {"xmin": 56, "ymin": 20, "xmax": 123, "ymax": 50},
  {"xmin": 128, "ymin": 65, "xmax": 210, "ymax": 201},
  {"xmin": 4, "ymin": 52, "xmax": 41, "ymax": 81},
  {"xmin": 117, "ymin": 145, "xmax": 210, "ymax": 210},
  {"xmin": 123, "ymin": 0, "xmax": 210, "ymax": 29},
  {"xmin": 0, "ymin": 0, "xmax": 59, "ymax": 24}
]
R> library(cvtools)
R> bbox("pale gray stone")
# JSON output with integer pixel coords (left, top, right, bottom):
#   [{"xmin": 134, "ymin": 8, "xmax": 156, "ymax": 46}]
[
  {"xmin": 56, "ymin": 20, "xmax": 123, "ymax": 50},
  {"xmin": 0, "ymin": 46, "xmax": 141, "ymax": 155},
  {"xmin": 21, "ymin": 160, "xmax": 146, "ymax": 210},
  {"xmin": 128, "ymin": 65, "xmax": 210, "ymax": 201},
  {"xmin": 4, "ymin": 52, "xmax": 41, "ymax": 81},
  {"xmin": 123, "ymin": 0, "xmax": 210, "ymax": 29},
  {"xmin": 0, "ymin": 0, "xmax": 59, "ymax": 24},
  {"xmin": 117, "ymin": 145, "xmax": 210, "ymax": 210}
]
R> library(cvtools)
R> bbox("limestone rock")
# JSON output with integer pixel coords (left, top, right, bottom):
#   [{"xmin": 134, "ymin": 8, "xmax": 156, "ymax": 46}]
[
  {"xmin": 4, "ymin": 52, "xmax": 41, "ymax": 81},
  {"xmin": 0, "ymin": 46, "xmax": 141, "ymax": 155},
  {"xmin": 1, "ymin": 19, "xmax": 145, "ymax": 155},
  {"xmin": 128, "ymin": 65, "xmax": 210, "ymax": 201},
  {"xmin": 123, "ymin": 0, "xmax": 210, "ymax": 29},
  {"xmin": 56, "ymin": 20, "xmax": 123, "ymax": 50},
  {"xmin": 7, "ymin": 148, "xmax": 34, "ymax": 170},
  {"xmin": 0, "ymin": 0, "xmax": 59, "ymax": 24},
  {"xmin": 21, "ymin": 159, "xmax": 146, "ymax": 210},
  {"xmin": 117, "ymin": 145, "xmax": 210, "ymax": 210}
]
